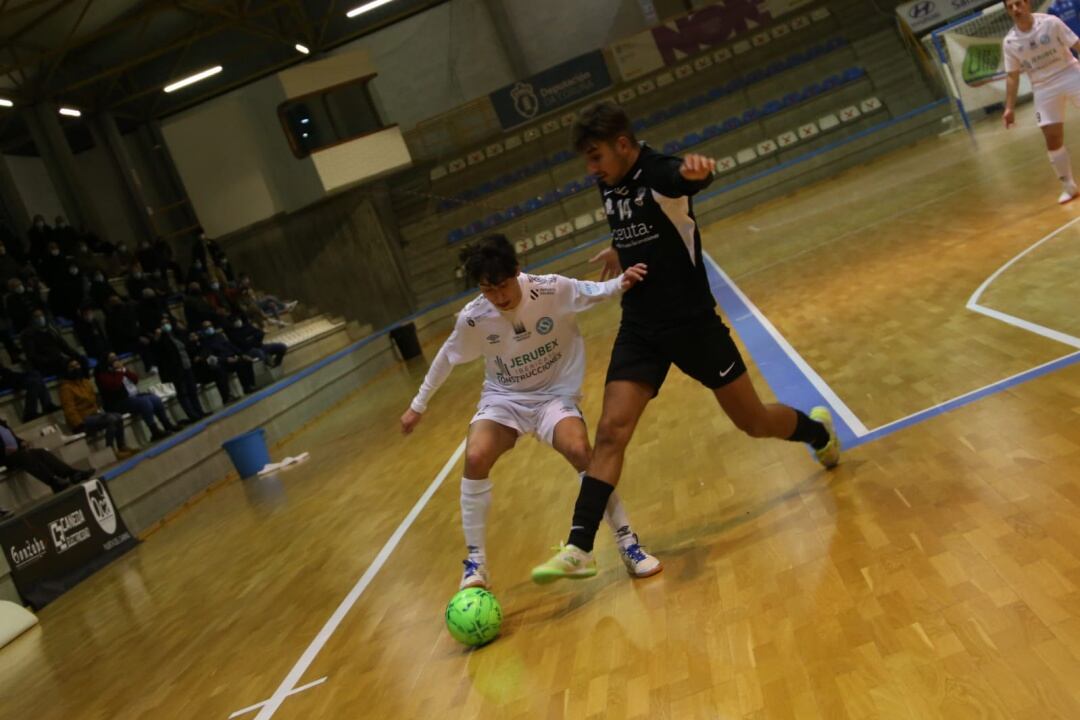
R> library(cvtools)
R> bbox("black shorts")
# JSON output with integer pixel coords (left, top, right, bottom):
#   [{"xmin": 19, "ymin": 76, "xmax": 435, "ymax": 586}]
[{"xmin": 605, "ymin": 312, "xmax": 747, "ymax": 394}]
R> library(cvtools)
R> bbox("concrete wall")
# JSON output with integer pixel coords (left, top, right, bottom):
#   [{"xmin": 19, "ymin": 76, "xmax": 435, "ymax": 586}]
[
  {"xmin": 1, "ymin": 154, "xmax": 64, "ymax": 224},
  {"xmin": 220, "ymin": 189, "xmax": 414, "ymax": 330},
  {"xmin": 70, "ymin": 142, "xmax": 141, "ymax": 249}
]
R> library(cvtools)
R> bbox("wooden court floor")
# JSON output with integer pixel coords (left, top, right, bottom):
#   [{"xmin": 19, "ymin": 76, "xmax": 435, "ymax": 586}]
[{"xmin": 4, "ymin": 105, "xmax": 1080, "ymax": 719}]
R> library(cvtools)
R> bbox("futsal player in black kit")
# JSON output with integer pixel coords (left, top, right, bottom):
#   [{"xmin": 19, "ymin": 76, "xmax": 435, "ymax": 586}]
[{"xmin": 532, "ymin": 102, "xmax": 840, "ymax": 583}]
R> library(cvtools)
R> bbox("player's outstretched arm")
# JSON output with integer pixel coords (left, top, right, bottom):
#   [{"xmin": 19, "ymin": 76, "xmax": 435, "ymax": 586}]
[
  {"xmin": 1003, "ymin": 71, "xmax": 1021, "ymax": 128},
  {"xmin": 589, "ymin": 247, "xmax": 622, "ymax": 281},
  {"xmin": 561, "ymin": 263, "xmax": 648, "ymax": 313},
  {"xmin": 401, "ymin": 313, "xmax": 481, "ymax": 434},
  {"xmin": 679, "ymin": 153, "xmax": 717, "ymax": 181}
]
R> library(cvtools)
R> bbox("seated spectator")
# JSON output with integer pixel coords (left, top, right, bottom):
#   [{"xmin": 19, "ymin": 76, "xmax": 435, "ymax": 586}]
[
  {"xmin": 205, "ymin": 279, "xmax": 236, "ymax": 317},
  {"xmin": 19, "ymin": 308, "xmax": 83, "ymax": 378},
  {"xmin": 0, "ymin": 241, "xmax": 24, "ymax": 288},
  {"xmin": 152, "ymin": 318, "xmax": 206, "ymax": 421},
  {"xmin": 200, "ymin": 320, "xmax": 256, "ymax": 383},
  {"xmin": 95, "ymin": 352, "xmax": 178, "ymax": 439},
  {"xmin": 0, "ymin": 361, "xmax": 59, "ymax": 422},
  {"xmin": 71, "ymin": 239, "xmax": 104, "ymax": 276},
  {"xmin": 26, "ymin": 215, "xmax": 51, "ymax": 264},
  {"xmin": 102, "ymin": 243, "xmax": 135, "ymax": 278},
  {"xmin": 5, "ymin": 276, "xmax": 46, "ymax": 333},
  {"xmin": 235, "ymin": 287, "xmax": 272, "ymax": 329},
  {"xmin": 88, "ymin": 269, "xmax": 119, "ymax": 308},
  {"xmin": 0, "ymin": 222, "xmax": 26, "ymax": 264},
  {"xmin": 53, "ymin": 216, "xmax": 79, "ymax": 255},
  {"xmin": 154, "ymin": 238, "xmax": 183, "ymax": 288},
  {"xmin": 183, "ymin": 281, "xmax": 217, "ymax": 328},
  {"xmin": 0, "ymin": 418, "xmax": 95, "ymax": 493},
  {"xmin": 34, "ymin": 240, "xmax": 67, "ymax": 288},
  {"xmin": 48, "ymin": 260, "xmax": 87, "ymax": 321},
  {"xmin": 227, "ymin": 314, "xmax": 286, "ymax": 368},
  {"xmin": 238, "ymin": 273, "xmax": 296, "ymax": 323},
  {"xmin": 136, "ymin": 240, "xmax": 160, "ymax": 275},
  {"xmin": 186, "ymin": 258, "xmax": 210, "ymax": 287},
  {"xmin": 58, "ymin": 359, "xmax": 134, "ymax": 459},
  {"xmin": 125, "ymin": 262, "xmax": 151, "ymax": 299},
  {"xmin": 78, "ymin": 224, "xmax": 111, "ymax": 255},
  {"xmin": 105, "ymin": 295, "xmax": 154, "ymax": 372},
  {"xmin": 74, "ymin": 305, "xmax": 111, "ymax": 362},
  {"xmin": 186, "ymin": 326, "xmax": 232, "ymax": 404},
  {"xmin": 148, "ymin": 267, "xmax": 173, "ymax": 296}
]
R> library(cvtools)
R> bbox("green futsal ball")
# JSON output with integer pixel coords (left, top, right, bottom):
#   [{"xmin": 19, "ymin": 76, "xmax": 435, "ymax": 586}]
[{"xmin": 445, "ymin": 587, "xmax": 502, "ymax": 646}]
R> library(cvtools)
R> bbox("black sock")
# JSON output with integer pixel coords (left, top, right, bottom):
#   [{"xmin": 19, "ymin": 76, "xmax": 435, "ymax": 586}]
[
  {"xmin": 789, "ymin": 410, "xmax": 829, "ymax": 450},
  {"xmin": 566, "ymin": 475, "xmax": 614, "ymax": 553}
]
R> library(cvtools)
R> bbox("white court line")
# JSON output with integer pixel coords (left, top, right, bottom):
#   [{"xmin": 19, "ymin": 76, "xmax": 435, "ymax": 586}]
[
  {"xmin": 248, "ymin": 438, "xmax": 467, "ymax": 720},
  {"xmin": 229, "ymin": 677, "xmax": 328, "ymax": 718},
  {"xmin": 967, "ymin": 215, "xmax": 1080, "ymax": 349},
  {"xmin": 702, "ymin": 252, "xmax": 870, "ymax": 436}
]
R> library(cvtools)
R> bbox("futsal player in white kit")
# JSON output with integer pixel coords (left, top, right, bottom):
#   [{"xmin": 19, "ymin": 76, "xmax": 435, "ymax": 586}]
[
  {"xmin": 1003, "ymin": 0, "xmax": 1080, "ymax": 203},
  {"xmin": 400, "ymin": 234, "xmax": 661, "ymax": 590}
]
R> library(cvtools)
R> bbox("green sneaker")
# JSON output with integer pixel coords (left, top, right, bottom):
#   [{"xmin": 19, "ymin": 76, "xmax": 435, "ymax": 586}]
[
  {"xmin": 531, "ymin": 543, "xmax": 596, "ymax": 585},
  {"xmin": 810, "ymin": 406, "xmax": 840, "ymax": 469}
]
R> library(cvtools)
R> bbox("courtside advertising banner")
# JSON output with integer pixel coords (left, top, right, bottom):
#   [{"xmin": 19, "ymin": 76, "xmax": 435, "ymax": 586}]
[
  {"xmin": 489, "ymin": 51, "xmax": 613, "ymax": 130},
  {"xmin": 611, "ymin": 0, "xmax": 813, "ymax": 80},
  {"xmin": 942, "ymin": 21, "xmax": 1033, "ymax": 111},
  {"xmin": 0, "ymin": 478, "xmax": 138, "ymax": 609},
  {"xmin": 897, "ymin": 0, "xmax": 999, "ymax": 36}
]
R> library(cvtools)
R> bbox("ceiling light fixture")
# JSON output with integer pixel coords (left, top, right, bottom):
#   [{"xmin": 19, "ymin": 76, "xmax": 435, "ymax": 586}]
[
  {"xmin": 346, "ymin": 0, "xmax": 395, "ymax": 19},
  {"xmin": 164, "ymin": 65, "xmax": 223, "ymax": 93}
]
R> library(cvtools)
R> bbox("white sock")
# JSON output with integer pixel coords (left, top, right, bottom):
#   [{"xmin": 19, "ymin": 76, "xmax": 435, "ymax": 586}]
[
  {"xmin": 579, "ymin": 472, "xmax": 636, "ymax": 548},
  {"xmin": 460, "ymin": 477, "xmax": 492, "ymax": 562},
  {"xmin": 1049, "ymin": 147, "xmax": 1076, "ymax": 188}
]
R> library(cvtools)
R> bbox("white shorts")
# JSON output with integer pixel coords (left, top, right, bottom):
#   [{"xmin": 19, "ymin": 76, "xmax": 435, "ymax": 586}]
[
  {"xmin": 470, "ymin": 395, "xmax": 583, "ymax": 445},
  {"xmin": 1034, "ymin": 70, "xmax": 1080, "ymax": 126}
]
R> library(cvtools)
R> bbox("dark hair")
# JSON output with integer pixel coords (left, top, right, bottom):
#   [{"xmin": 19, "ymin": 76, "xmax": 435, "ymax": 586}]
[
  {"xmin": 572, "ymin": 101, "xmax": 636, "ymax": 152},
  {"xmin": 459, "ymin": 234, "xmax": 518, "ymax": 286}
]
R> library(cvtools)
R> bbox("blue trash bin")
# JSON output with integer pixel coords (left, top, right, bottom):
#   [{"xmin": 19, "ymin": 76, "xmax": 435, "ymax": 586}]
[{"xmin": 223, "ymin": 428, "xmax": 271, "ymax": 479}]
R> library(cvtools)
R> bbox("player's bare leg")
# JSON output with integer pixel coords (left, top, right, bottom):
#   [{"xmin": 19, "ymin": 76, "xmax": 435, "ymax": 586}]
[
  {"xmin": 1041, "ymin": 122, "xmax": 1078, "ymax": 204},
  {"xmin": 714, "ymin": 374, "xmax": 839, "ymax": 468},
  {"xmin": 550, "ymin": 416, "xmax": 661, "ymax": 578},
  {"xmin": 458, "ymin": 420, "xmax": 517, "ymax": 589}
]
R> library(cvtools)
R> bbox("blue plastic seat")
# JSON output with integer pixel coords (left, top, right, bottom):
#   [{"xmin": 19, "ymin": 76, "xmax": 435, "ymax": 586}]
[
  {"xmin": 523, "ymin": 197, "xmax": 542, "ymax": 212},
  {"xmin": 682, "ymin": 132, "xmax": 703, "ymax": 147},
  {"xmin": 782, "ymin": 92, "xmax": 801, "ymax": 107},
  {"xmin": 465, "ymin": 221, "xmax": 483, "ymax": 235},
  {"xmin": 760, "ymin": 100, "xmax": 782, "ymax": 116},
  {"xmin": 722, "ymin": 117, "xmax": 741, "ymax": 131},
  {"xmin": 702, "ymin": 124, "xmax": 722, "ymax": 139},
  {"xmin": 740, "ymin": 108, "xmax": 759, "ymax": 123},
  {"xmin": 842, "ymin": 67, "xmax": 865, "ymax": 82},
  {"xmin": 633, "ymin": 119, "xmax": 648, "ymax": 132},
  {"xmin": 662, "ymin": 140, "xmax": 683, "ymax": 154},
  {"xmin": 707, "ymin": 87, "xmax": 725, "ymax": 100},
  {"xmin": 447, "ymin": 229, "xmax": 465, "ymax": 244}
]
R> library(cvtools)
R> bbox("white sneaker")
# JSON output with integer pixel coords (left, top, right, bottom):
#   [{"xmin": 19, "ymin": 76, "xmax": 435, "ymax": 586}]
[
  {"xmin": 618, "ymin": 535, "xmax": 662, "ymax": 578},
  {"xmin": 459, "ymin": 558, "xmax": 489, "ymax": 590},
  {"xmin": 1059, "ymin": 184, "xmax": 1078, "ymax": 204}
]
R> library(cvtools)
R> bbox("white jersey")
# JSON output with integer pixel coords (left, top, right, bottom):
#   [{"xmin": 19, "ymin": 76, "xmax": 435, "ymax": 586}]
[
  {"xmin": 410, "ymin": 273, "xmax": 624, "ymax": 412},
  {"xmin": 1004, "ymin": 13, "xmax": 1080, "ymax": 89}
]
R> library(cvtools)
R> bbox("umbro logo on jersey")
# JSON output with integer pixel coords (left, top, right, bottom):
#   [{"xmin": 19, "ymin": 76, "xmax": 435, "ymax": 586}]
[{"xmin": 466, "ymin": 317, "xmax": 476, "ymax": 327}]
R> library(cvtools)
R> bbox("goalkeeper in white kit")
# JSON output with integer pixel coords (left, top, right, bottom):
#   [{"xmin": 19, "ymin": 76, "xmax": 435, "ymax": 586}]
[
  {"xmin": 400, "ymin": 234, "xmax": 662, "ymax": 590},
  {"xmin": 1003, "ymin": 0, "xmax": 1080, "ymax": 203}
]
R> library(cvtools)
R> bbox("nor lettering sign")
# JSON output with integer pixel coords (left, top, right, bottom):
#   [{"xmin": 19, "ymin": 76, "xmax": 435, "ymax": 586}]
[
  {"xmin": 895, "ymin": 0, "xmax": 999, "ymax": 35},
  {"xmin": 611, "ymin": 0, "xmax": 812, "ymax": 80}
]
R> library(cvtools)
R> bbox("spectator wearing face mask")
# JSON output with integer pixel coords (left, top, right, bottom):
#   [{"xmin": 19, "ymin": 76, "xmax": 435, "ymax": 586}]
[
  {"xmin": 5, "ymin": 276, "xmax": 47, "ymax": 333},
  {"xmin": 125, "ymin": 262, "xmax": 151, "ymax": 299},
  {"xmin": 204, "ymin": 278, "xmax": 237, "ymax": 318},
  {"xmin": 104, "ymin": 243, "xmax": 135, "ymax": 278},
  {"xmin": 0, "ymin": 359, "xmax": 59, "ymax": 421},
  {"xmin": 153, "ymin": 317, "xmax": 206, "ymax": 421},
  {"xmin": 74, "ymin": 305, "xmax": 111, "ymax": 363},
  {"xmin": 26, "ymin": 215, "xmax": 52, "ymax": 263},
  {"xmin": 58, "ymin": 358, "xmax": 134, "ymax": 460},
  {"xmin": 88, "ymin": 269, "xmax": 119, "ymax": 308},
  {"xmin": 136, "ymin": 240, "xmax": 161, "ymax": 275},
  {"xmin": 154, "ymin": 239, "xmax": 183, "ymax": 288},
  {"xmin": 35, "ymin": 240, "xmax": 67, "ymax": 288},
  {"xmin": 95, "ymin": 352, "xmax": 179, "ymax": 439},
  {"xmin": 48, "ymin": 261, "xmax": 87, "ymax": 321},
  {"xmin": 105, "ymin": 294, "xmax": 156, "ymax": 373},
  {"xmin": 19, "ymin": 308, "xmax": 83, "ymax": 378},
  {"xmin": 237, "ymin": 273, "xmax": 296, "ymax": 325},
  {"xmin": 186, "ymin": 257, "xmax": 210, "ymax": 287},
  {"xmin": 200, "ymin": 320, "xmax": 256, "ymax": 383},
  {"xmin": 183, "ymin": 281, "xmax": 217, "ymax": 328},
  {"xmin": 226, "ymin": 314, "xmax": 286, "ymax": 368},
  {"xmin": 0, "ymin": 241, "xmax": 23, "ymax": 288},
  {"xmin": 53, "ymin": 216, "xmax": 79, "ymax": 255}
]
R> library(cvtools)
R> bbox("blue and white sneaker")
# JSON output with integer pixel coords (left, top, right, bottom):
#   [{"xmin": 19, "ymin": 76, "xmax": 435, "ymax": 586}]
[
  {"xmin": 619, "ymin": 535, "xmax": 662, "ymax": 578},
  {"xmin": 459, "ymin": 558, "xmax": 489, "ymax": 590}
]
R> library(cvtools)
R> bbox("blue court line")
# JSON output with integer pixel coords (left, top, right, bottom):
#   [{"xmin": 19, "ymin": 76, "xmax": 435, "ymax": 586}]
[
  {"xmin": 703, "ymin": 255, "xmax": 1080, "ymax": 451},
  {"xmin": 98, "ymin": 99, "xmax": 955, "ymax": 482}
]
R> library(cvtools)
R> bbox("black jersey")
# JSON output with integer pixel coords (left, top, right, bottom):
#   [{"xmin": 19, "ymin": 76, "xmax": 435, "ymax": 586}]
[{"xmin": 599, "ymin": 144, "xmax": 715, "ymax": 325}]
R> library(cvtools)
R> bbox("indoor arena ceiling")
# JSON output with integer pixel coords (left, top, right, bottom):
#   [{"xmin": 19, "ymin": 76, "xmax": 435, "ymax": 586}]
[{"xmin": 0, "ymin": 0, "xmax": 443, "ymax": 145}]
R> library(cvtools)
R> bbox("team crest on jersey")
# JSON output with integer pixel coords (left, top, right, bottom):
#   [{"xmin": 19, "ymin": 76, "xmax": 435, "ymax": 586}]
[
  {"xmin": 635, "ymin": 187, "xmax": 648, "ymax": 206},
  {"xmin": 1041, "ymin": 34, "xmax": 1051, "ymax": 45},
  {"xmin": 536, "ymin": 317, "xmax": 554, "ymax": 335}
]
